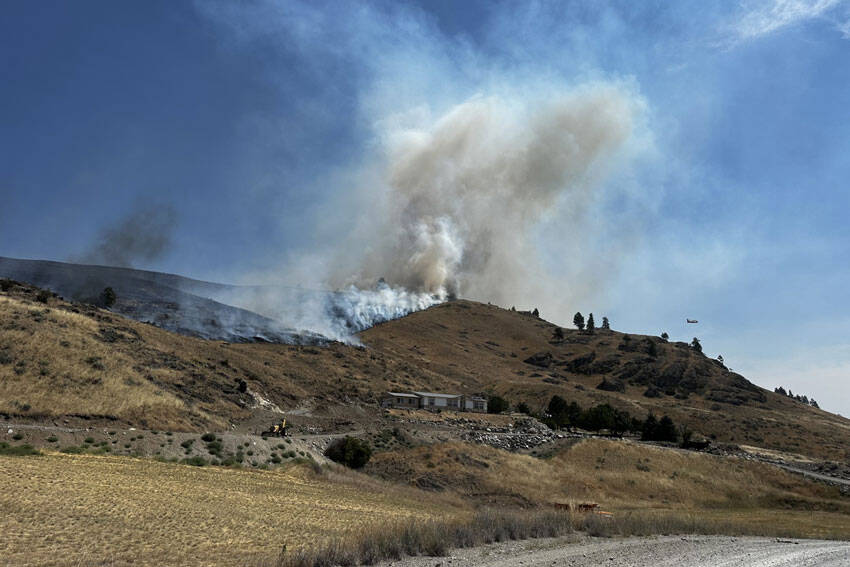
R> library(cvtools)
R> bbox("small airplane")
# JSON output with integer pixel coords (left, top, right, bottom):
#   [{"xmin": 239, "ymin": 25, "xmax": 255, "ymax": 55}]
[{"xmin": 686, "ymin": 319, "xmax": 698, "ymax": 324}]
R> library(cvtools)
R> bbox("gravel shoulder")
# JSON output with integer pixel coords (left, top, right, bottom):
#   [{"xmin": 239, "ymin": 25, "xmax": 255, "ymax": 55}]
[{"xmin": 380, "ymin": 535, "xmax": 850, "ymax": 567}]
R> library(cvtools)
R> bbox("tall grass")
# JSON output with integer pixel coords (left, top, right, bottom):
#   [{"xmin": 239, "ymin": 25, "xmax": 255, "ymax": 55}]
[
  {"xmin": 277, "ymin": 509, "xmax": 574, "ymax": 567},
  {"xmin": 276, "ymin": 506, "xmax": 850, "ymax": 567}
]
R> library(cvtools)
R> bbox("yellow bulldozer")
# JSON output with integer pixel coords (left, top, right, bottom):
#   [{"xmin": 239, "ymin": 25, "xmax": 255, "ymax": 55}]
[{"xmin": 264, "ymin": 417, "xmax": 287, "ymax": 437}]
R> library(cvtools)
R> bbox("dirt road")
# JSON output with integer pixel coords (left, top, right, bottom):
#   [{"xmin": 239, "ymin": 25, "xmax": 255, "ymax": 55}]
[{"xmin": 382, "ymin": 535, "xmax": 850, "ymax": 567}]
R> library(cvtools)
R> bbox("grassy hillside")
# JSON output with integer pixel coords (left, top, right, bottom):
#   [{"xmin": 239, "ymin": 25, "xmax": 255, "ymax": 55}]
[
  {"xmin": 360, "ymin": 301, "xmax": 850, "ymax": 461},
  {"xmin": 2, "ymin": 279, "xmax": 849, "ymax": 460},
  {"xmin": 367, "ymin": 438, "xmax": 850, "ymax": 539}
]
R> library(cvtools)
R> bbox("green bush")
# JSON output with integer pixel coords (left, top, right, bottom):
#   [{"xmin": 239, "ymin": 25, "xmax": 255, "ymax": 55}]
[
  {"xmin": 11, "ymin": 433, "xmax": 23, "ymax": 441},
  {"xmin": 181, "ymin": 456, "xmax": 208, "ymax": 467},
  {"xmin": 46, "ymin": 436, "xmax": 58, "ymax": 443},
  {"xmin": 0, "ymin": 442, "xmax": 40, "ymax": 456},
  {"xmin": 324, "ymin": 437, "xmax": 372, "ymax": 469},
  {"xmin": 205, "ymin": 440, "xmax": 223, "ymax": 456},
  {"xmin": 84, "ymin": 437, "xmax": 95, "ymax": 444},
  {"xmin": 201, "ymin": 433, "xmax": 216, "ymax": 443},
  {"xmin": 60, "ymin": 446, "xmax": 85, "ymax": 454}
]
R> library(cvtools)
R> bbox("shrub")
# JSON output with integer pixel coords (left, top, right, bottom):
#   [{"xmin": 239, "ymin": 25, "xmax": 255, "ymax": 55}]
[
  {"xmin": 11, "ymin": 433, "xmax": 23, "ymax": 441},
  {"xmin": 0, "ymin": 279, "xmax": 12, "ymax": 292},
  {"xmin": 84, "ymin": 437, "xmax": 95, "ymax": 444},
  {"xmin": 324, "ymin": 437, "xmax": 373, "ymax": 469},
  {"xmin": 200, "ymin": 433, "xmax": 216, "ymax": 442},
  {"xmin": 36, "ymin": 290, "xmax": 51, "ymax": 303},
  {"xmin": 205, "ymin": 440, "xmax": 223, "ymax": 456},
  {"xmin": 180, "ymin": 439, "xmax": 194, "ymax": 449},
  {"xmin": 0, "ymin": 442, "xmax": 40, "ymax": 456},
  {"xmin": 46, "ymin": 436, "xmax": 58, "ymax": 443},
  {"xmin": 181, "ymin": 456, "xmax": 208, "ymax": 467},
  {"xmin": 60, "ymin": 446, "xmax": 86, "ymax": 454}
]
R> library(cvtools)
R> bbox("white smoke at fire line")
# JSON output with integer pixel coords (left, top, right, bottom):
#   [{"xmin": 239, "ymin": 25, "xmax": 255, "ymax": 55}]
[{"xmin": 335, "ymin": 85, "xmax": 640, "ymax": 309}]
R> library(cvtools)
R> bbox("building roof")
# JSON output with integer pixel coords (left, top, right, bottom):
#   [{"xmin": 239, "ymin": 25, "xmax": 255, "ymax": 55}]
[
  {"xmin": 412, "ymin": 391, "xmax": 462, "ymax": 399},
  {"xmin": 386, "ymin": 392, "xmax": 420, "ymax": 398}
]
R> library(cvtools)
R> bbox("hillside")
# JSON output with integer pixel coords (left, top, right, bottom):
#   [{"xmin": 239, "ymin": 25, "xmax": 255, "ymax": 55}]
[
  {"xmin": 0, "ymin": 256, "xmax": 317, "ymax": 343},
  {"xmin": 1, "ymin": 278, "xmax": 849, "ymax": 460},
  {"xmin": 360, "ymin": 301, "xmax": 850, "ymax": 460}
]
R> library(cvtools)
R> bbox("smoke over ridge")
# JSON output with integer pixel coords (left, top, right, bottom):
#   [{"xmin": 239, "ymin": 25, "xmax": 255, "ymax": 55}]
[
  {"xmin": 337, "ymin": 88, "xmax": 637, "ymax": 305},
  {"xmin": 195, "ymin": 1, "xmax": 651, "ymax": 341}
]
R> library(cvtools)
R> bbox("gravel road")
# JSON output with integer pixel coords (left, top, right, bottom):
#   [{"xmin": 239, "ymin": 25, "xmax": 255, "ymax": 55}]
[{"xmin": 380, "ymin": 535, "xmax": 850, "ymax": 567}]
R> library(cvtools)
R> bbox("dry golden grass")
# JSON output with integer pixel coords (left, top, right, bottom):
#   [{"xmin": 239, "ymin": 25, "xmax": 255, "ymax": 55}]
[
  {"xmin": 551, "ymin": 439, "xmax": 850, "ymax": 513},
  {"xmin": 0, "ymin": 452, "xmax": 466, "ymax": 567},
  {"xmin": 367, "ymin": 439, "xmax": 850, "ymax": 537}
]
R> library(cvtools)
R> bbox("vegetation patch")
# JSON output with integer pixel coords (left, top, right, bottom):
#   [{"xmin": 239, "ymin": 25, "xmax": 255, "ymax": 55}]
[{"xmin": 0, "ymin": 442, "xmax": 40, "ymax": 456}]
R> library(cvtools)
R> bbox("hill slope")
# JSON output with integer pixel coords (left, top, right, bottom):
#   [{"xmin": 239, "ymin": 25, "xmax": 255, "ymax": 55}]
[
  {"xmin": 0, "ymin": 256, "xmax": 317, "ymax": 343},
  {"xmin": 360, "ymin": 301, "xmax": 850, "ymax": 460},
  {"xmin": 1, "ymin": 279, "xmax": 848, "ymax": 460}
]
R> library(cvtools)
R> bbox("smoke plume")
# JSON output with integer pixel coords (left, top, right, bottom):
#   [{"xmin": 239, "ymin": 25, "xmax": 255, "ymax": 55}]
[
  {"xmin": 334, "ymin": 89, "xmax": 637, "ymax": 307},
  {"xmin": 78, "ymin": 205, "xmax": 177, "ymax": 268},
  {"xmin": 196, "ymin": 1, "xmax": 650, "ymax": 341}
]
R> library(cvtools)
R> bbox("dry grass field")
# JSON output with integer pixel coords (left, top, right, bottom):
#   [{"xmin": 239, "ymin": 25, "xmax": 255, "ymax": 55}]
[
  {"xmin": 367, "ymin": 438, "xmax": 850, "ymax": 538},
  {"xmin": 0, "ymin": 453, "xmax": 466, "ymax": 567}
]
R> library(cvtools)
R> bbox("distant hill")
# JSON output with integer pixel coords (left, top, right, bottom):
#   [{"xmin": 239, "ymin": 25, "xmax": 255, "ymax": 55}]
[{"xmin": 1, "ymin": 276, "xmax": 848, "ymax": 461}]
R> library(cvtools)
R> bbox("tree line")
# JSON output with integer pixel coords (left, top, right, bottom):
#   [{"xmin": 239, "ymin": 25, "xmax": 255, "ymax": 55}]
[
  {"xmin": 490, "ymin": 395, "xmax": 680, "ymax": 443},
  {"xmin": 773, "ymin": 386, "xmax": 819, "ymax": 408}
]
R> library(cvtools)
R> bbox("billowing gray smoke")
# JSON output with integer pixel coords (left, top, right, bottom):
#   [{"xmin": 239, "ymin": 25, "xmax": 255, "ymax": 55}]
[
  {"xmin": 326, "ymin": 87, "xmax": 638, "ymax": 307},
  {"xmin": 230, "ymin": 87, "xmax": 640, "ymax": 342}
]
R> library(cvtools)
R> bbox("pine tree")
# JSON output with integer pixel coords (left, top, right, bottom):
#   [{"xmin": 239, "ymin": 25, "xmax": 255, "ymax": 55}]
[
  {"xmin": 586, "ymin": 313, "xmax": 595, "ymax": 334},
  {"xmin": 601, "ymin": 316, "xmax": 610, "ymax": 330},
  {"xmin": 573, "ymin": 312, "xmax": 585, "ymax": 330},
  {"xmin": 661, "ymin": 332, "xmax": 669, "ymax": 340},
  {"xmin": 690, "ymin": 337, "xmax": 702, "ymax": 353}
]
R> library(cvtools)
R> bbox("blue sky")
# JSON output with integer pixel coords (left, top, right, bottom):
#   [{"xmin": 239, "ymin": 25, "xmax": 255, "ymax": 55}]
[{"xmin": 2, "ymin": 1, "xmax": 849, "ymax": 415}]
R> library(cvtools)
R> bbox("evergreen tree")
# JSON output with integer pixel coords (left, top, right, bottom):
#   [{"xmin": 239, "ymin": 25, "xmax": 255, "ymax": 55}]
[
  {"xmin": 99, "ymin": 287, "xmax": 117, "ymax": 308},
  {"xmin": 488, "ymin": 396, "xmax": 510, "ymax": 414},
  {"xmin": 586, "ymin": 313, "xmax": 595, "ymax": 334},
  {"xmin": 547, "ymin": 395, "xmax": 569, "ymax": 428},
  {"xmin": 775, "ymin": 386, "xmax": 787, "ymax": 396},
  {"xmin": 657, "ymin": 416, "xmax": 678, "ymax": 442},
  {"xmin": 641, "ymin": 413, "xmax": 659, "ymax": 441},
  {"xmin": 690, "ymin": 337, "xmax": 702, "ymax": 353},
  {"xmin": 552, "ymin": 327, "xmax": 564, "ymax": 341},
  {"xmin": 661, "ymin": 332, "xmax": 669, "ymax": 340},
  {"xmin": 810, "ymin": 399, "xmax": 819, "ymax": 408},
  {"xmin": 601, "ymin": 316, "xmax": 610, "ymax": 330},
  {"xmin": 573, "ymin": 312, "xmax": 585, "ymax": 330}
]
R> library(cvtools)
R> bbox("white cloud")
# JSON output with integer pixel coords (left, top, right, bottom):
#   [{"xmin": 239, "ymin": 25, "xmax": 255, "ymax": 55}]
[{"xmin": 728, "ymin": 0, "xmax": 846, "ymax": 43}]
